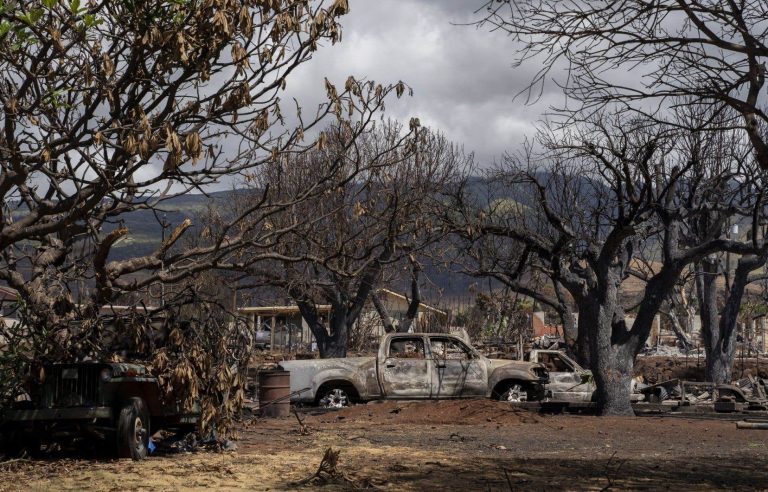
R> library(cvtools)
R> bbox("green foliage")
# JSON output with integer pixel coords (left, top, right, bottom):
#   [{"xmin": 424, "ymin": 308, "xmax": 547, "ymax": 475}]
[{"xmin": 17, "ymin": 8, "xmax": 44, "ymax": 26}]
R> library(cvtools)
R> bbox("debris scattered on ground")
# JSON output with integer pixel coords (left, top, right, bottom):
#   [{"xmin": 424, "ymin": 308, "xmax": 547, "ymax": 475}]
[
  {"xmin": 736, "ymin": 421, "xmax": 768, "ymax": 430},
  {"xmin": 292, "ymin": 447, "xmax": 381, "ymax": 489},
  {"xmin": 292, "ymin": 407, "xmax": 310, "ymax": 435},
  {"xmin": 152, "ymin": 432, "xmax": 238, "ymax": 455}
]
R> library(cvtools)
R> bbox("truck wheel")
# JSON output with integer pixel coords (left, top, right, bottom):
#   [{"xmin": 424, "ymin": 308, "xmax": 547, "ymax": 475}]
[
  {"xmin": 117, "ymin": 398, "xmax": 150, "ymax": 460},
  {"xmin": 498, "ymin": 383, "xmax": 527, "ymax": 403},
  {"xmin": 318, "ymin": 388, "xmax": 350, "ymax": 409}
]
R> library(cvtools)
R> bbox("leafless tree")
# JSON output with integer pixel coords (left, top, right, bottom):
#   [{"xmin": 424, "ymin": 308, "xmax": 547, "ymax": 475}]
[
  {"xmin": 446, "ymin": 180, "xmax": 582, "ymax": 361},
  {"xmin": 668, "ymin": 117, "xmax": 768, "ymax": 383},
  {"xmin": 243, "ymin": 121, "xmax": 469, "ymax": 357},
  {"xmin": 479, "ymin": 0, "xmax": 768, "ymax": 169},
  {"xmin": 657, "ymin": 273, "xmax": 697, "ymax": 352},
  {"xmin": 370, "ymin": 256, "xmax": 424, "ymax": 334},
  {"xmin": 693, "ymin": 239, "xmax": 768, "ymax": 384},
  {"xmin": 446, "ymin": 112, "xmax": 762, "ymax": 414}
]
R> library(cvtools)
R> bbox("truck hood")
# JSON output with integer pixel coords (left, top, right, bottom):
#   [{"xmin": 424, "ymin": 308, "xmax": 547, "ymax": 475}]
[{"xmin": 487, "ymin": 358, "xmax": 541, "ymax": 372}]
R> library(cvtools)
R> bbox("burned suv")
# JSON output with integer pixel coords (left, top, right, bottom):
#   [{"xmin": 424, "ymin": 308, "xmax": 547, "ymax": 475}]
[{"xmin": 0, "ymin": 362, "xmax": 198, "ymax": 460}]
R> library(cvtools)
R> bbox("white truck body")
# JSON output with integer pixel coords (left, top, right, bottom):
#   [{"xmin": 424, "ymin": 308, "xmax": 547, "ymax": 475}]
[{"xmin": 279, "ymin": 333, "xmax": 549, "ymax": 406}]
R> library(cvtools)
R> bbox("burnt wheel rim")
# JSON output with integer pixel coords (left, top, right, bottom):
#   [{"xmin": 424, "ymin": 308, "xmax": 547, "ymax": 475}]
[
  {"xmin": 320, "ymin": 389, "xmax": 349, "ymax": 408},
  {"xmin": 501, "ymin": 384, "xmax": 526, "ymax": 403},
  {"xmin": 133, "ymin": 417, "xmax": 145, "ymax": 452}
]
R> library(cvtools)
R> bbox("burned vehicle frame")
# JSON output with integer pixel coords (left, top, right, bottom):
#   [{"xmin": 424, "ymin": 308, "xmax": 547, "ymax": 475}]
[
  {"xmin": 0, "ymin": 362, "xmax": 198, "ymax": 460},
  {"xmin": 279, "ymin": 333, "xmax": 550, "ymax": 407}
]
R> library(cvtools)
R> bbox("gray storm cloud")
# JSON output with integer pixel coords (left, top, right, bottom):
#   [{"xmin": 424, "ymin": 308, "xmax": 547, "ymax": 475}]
[{"xmin": 284, "ymin": 0, "xmax": 566, "ymax": 166}]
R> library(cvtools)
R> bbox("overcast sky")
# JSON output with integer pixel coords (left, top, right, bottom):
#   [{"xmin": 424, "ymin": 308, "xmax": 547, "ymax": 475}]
[{"xmin": 286, "ymin": 0, "xmax": 563, "ymax": 167}]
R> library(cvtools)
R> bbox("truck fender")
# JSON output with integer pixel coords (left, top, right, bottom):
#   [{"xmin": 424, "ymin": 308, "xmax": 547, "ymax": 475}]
[
  {"xmin": 311, "ymin": 369, "xmax": 366, "ymax": 402},
  {"xmin": 486, "ymin": 367, "xmax": 540, "ymax": 398},
  {"xmin": 113, "ymin": 381, "xmax": 165, "ymax": 417}
]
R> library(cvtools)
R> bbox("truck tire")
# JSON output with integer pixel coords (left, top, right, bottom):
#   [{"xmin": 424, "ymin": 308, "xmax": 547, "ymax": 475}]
[
  {"xmin": 498, "ymin": 382, "xmax": 528, "ymax": 403},
  {"xmin": 117, "ymin": 397, "xmax": 150, "ymax": 460},
  {"xmin": 318, "ymin": 387, "xmax": 351, "ymax": 409}
]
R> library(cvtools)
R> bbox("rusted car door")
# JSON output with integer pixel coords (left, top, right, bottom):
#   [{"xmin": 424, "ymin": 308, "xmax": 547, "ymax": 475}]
[
  {"xmin": 428, "ymin": 336, "xmax": 487, "ymax": 398},
  {"xmin": 379, "ymin": 336, "xmax": 431, "ymax": 398}
]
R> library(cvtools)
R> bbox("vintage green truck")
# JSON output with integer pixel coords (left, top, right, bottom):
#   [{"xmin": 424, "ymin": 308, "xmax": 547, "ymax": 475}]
[{"xmin": 0, "ymin": 362, "xmax": 198, "ymax": 460}]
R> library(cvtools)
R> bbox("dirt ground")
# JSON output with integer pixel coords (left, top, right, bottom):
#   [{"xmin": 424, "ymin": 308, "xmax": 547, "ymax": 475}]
[{"xmin": 2, "ymin": 399, "xmax": 768, "ymax": 491}]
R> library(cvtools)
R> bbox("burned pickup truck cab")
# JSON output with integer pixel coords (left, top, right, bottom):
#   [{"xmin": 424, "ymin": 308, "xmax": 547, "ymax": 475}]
[
  {"xmin": 527, "ymin": 350, "xmax": 644, "ymax": 403},
  {"xmin": 0, "ymin": 362, "xmax": 198, "ymax": 460},
  {"xmin": 279, "ymin": 333, "xmax": 549, "ymax": 407}
]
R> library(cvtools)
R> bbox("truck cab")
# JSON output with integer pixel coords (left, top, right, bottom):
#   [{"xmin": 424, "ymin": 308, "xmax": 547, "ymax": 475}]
[{"xmin": 379, "ymin": 333, "xmax": 491, "ymax": 399}]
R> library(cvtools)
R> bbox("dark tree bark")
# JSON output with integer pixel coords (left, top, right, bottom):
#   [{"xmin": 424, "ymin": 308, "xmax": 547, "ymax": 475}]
[
  {"xmin": 572, "ymin": 304, "xmax": 591, "ymax": 369},
  {"xmin": 664, "ymin": 309, "xmax": 695, "ymax": 352},
  {"xmin": 371, "ymin": 293, "xmax": 397, "ymax": 334},
  {"xmin": 253, "ymin": 124, "xmax": 467, "ymax": 358},
  {"xmin": 696, "ymin": 254, "xmax": 767, "ymax": 383},
  {"xmin": 397, "ymin": 264, "xmax": 423, "ymax": 333},
  {"xmin": 290, "ymin": 246, "xmax": 390, "ymax": 359},
  {"xmin": 444, "ymin": 110, "xmax": 760, "ymax": 415},
  {"xmin": 371, "ymin": 263, "xmax": 422, "ymax": 334}
]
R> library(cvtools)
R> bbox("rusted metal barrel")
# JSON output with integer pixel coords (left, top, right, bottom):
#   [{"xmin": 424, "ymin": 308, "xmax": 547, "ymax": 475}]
[{"xmin": 258, "ymin": 370, "xmax": 291, "ymax": 418}]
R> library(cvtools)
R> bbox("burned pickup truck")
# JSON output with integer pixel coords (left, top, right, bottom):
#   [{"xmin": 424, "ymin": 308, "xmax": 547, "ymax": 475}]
[
  {"xmin": 528, "ymin": 349, "xmax": 645, "ymax": 403},
  {"xmin": 279, "ymin": 333, "xmax": 549, "ymax": 407},
  {"xmin": 0, "ymin": 362, "xmax": 198, "ymax": 460}
]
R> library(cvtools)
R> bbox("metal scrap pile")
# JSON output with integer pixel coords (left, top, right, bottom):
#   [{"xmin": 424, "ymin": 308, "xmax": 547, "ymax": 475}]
[{"xmin": 640, "ymin": 377, "xmax": 768, "ymax": 411}]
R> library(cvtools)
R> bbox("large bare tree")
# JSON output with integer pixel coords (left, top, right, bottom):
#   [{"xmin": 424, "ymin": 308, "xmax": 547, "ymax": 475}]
[
  {"xmin": 243, "ymin": 121, "xmax": 469, "ymax": 357},
  {"xmin": 480, "ymin": 0, "xmax": 768, "ymax": 168},
  {"xmin": 446, "ymin": 179, "xmax": 582, "ymax": 361},
  {"xmin": 447, "ymin": 113, "xmax": 761, "ymax": 414},
  {"xmin": 638, "ymin": 113, "xmax": 768, "ymax": 383}
]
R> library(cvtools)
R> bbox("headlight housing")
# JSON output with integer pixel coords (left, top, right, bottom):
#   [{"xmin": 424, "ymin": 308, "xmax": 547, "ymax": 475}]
[{"xmin": 100, "ymin": 368, "xmax": 112, "ymax": 382}]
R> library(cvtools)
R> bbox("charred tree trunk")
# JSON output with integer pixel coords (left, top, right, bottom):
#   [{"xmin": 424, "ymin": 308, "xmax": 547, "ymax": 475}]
[
  {"xmin": 574, "ymin": 311, "xmax": 591, "ymax": 369},
  {"xmin": 664, "ymin": 309, "xmax": 694, "ymax": 352},
  {"xmin": 554, "ymin": 282, "xmax": 583, "ymax": 365},
  {"xmin": 371, "ymin": 293, "xmax": 397, "ymax": 334},
  {"xmin": 592, "ymin": 343, "xmax": 635, "ymax": 416},
  {"xmin": 697, "ymin": 255, "xmax": 765, "ymax": 383},
  {"xmin": 696, "ymin": 259, "xmax": 732, "ymax": 383},
  {"xmin": 319, "ymin": 311, "xmax": 349, "ymax": 358},
  {"xmin": 371, "ymin": 264, "xmax": 422, "ymax": 334},
  {"xmin": 561, "ymin": 308, "xmax": 579, "ymax": 362},
  {"xmin": 290, "ymin": 245, "xmax": 391, "ymax": 358},
  {"xmin": 397, "ymin": 268, "xmax": 422, "ymax": 333},
  {"xmin": 588, "ymin": 261, "xmax": 683, "ymax": 416},
  {"xmin": 297, "ymin": 302, "xmax": 349, "ymax": 359},
  {"xmin": 584, "ymin": 295, "xmax": 635, "ymax": 416}
]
